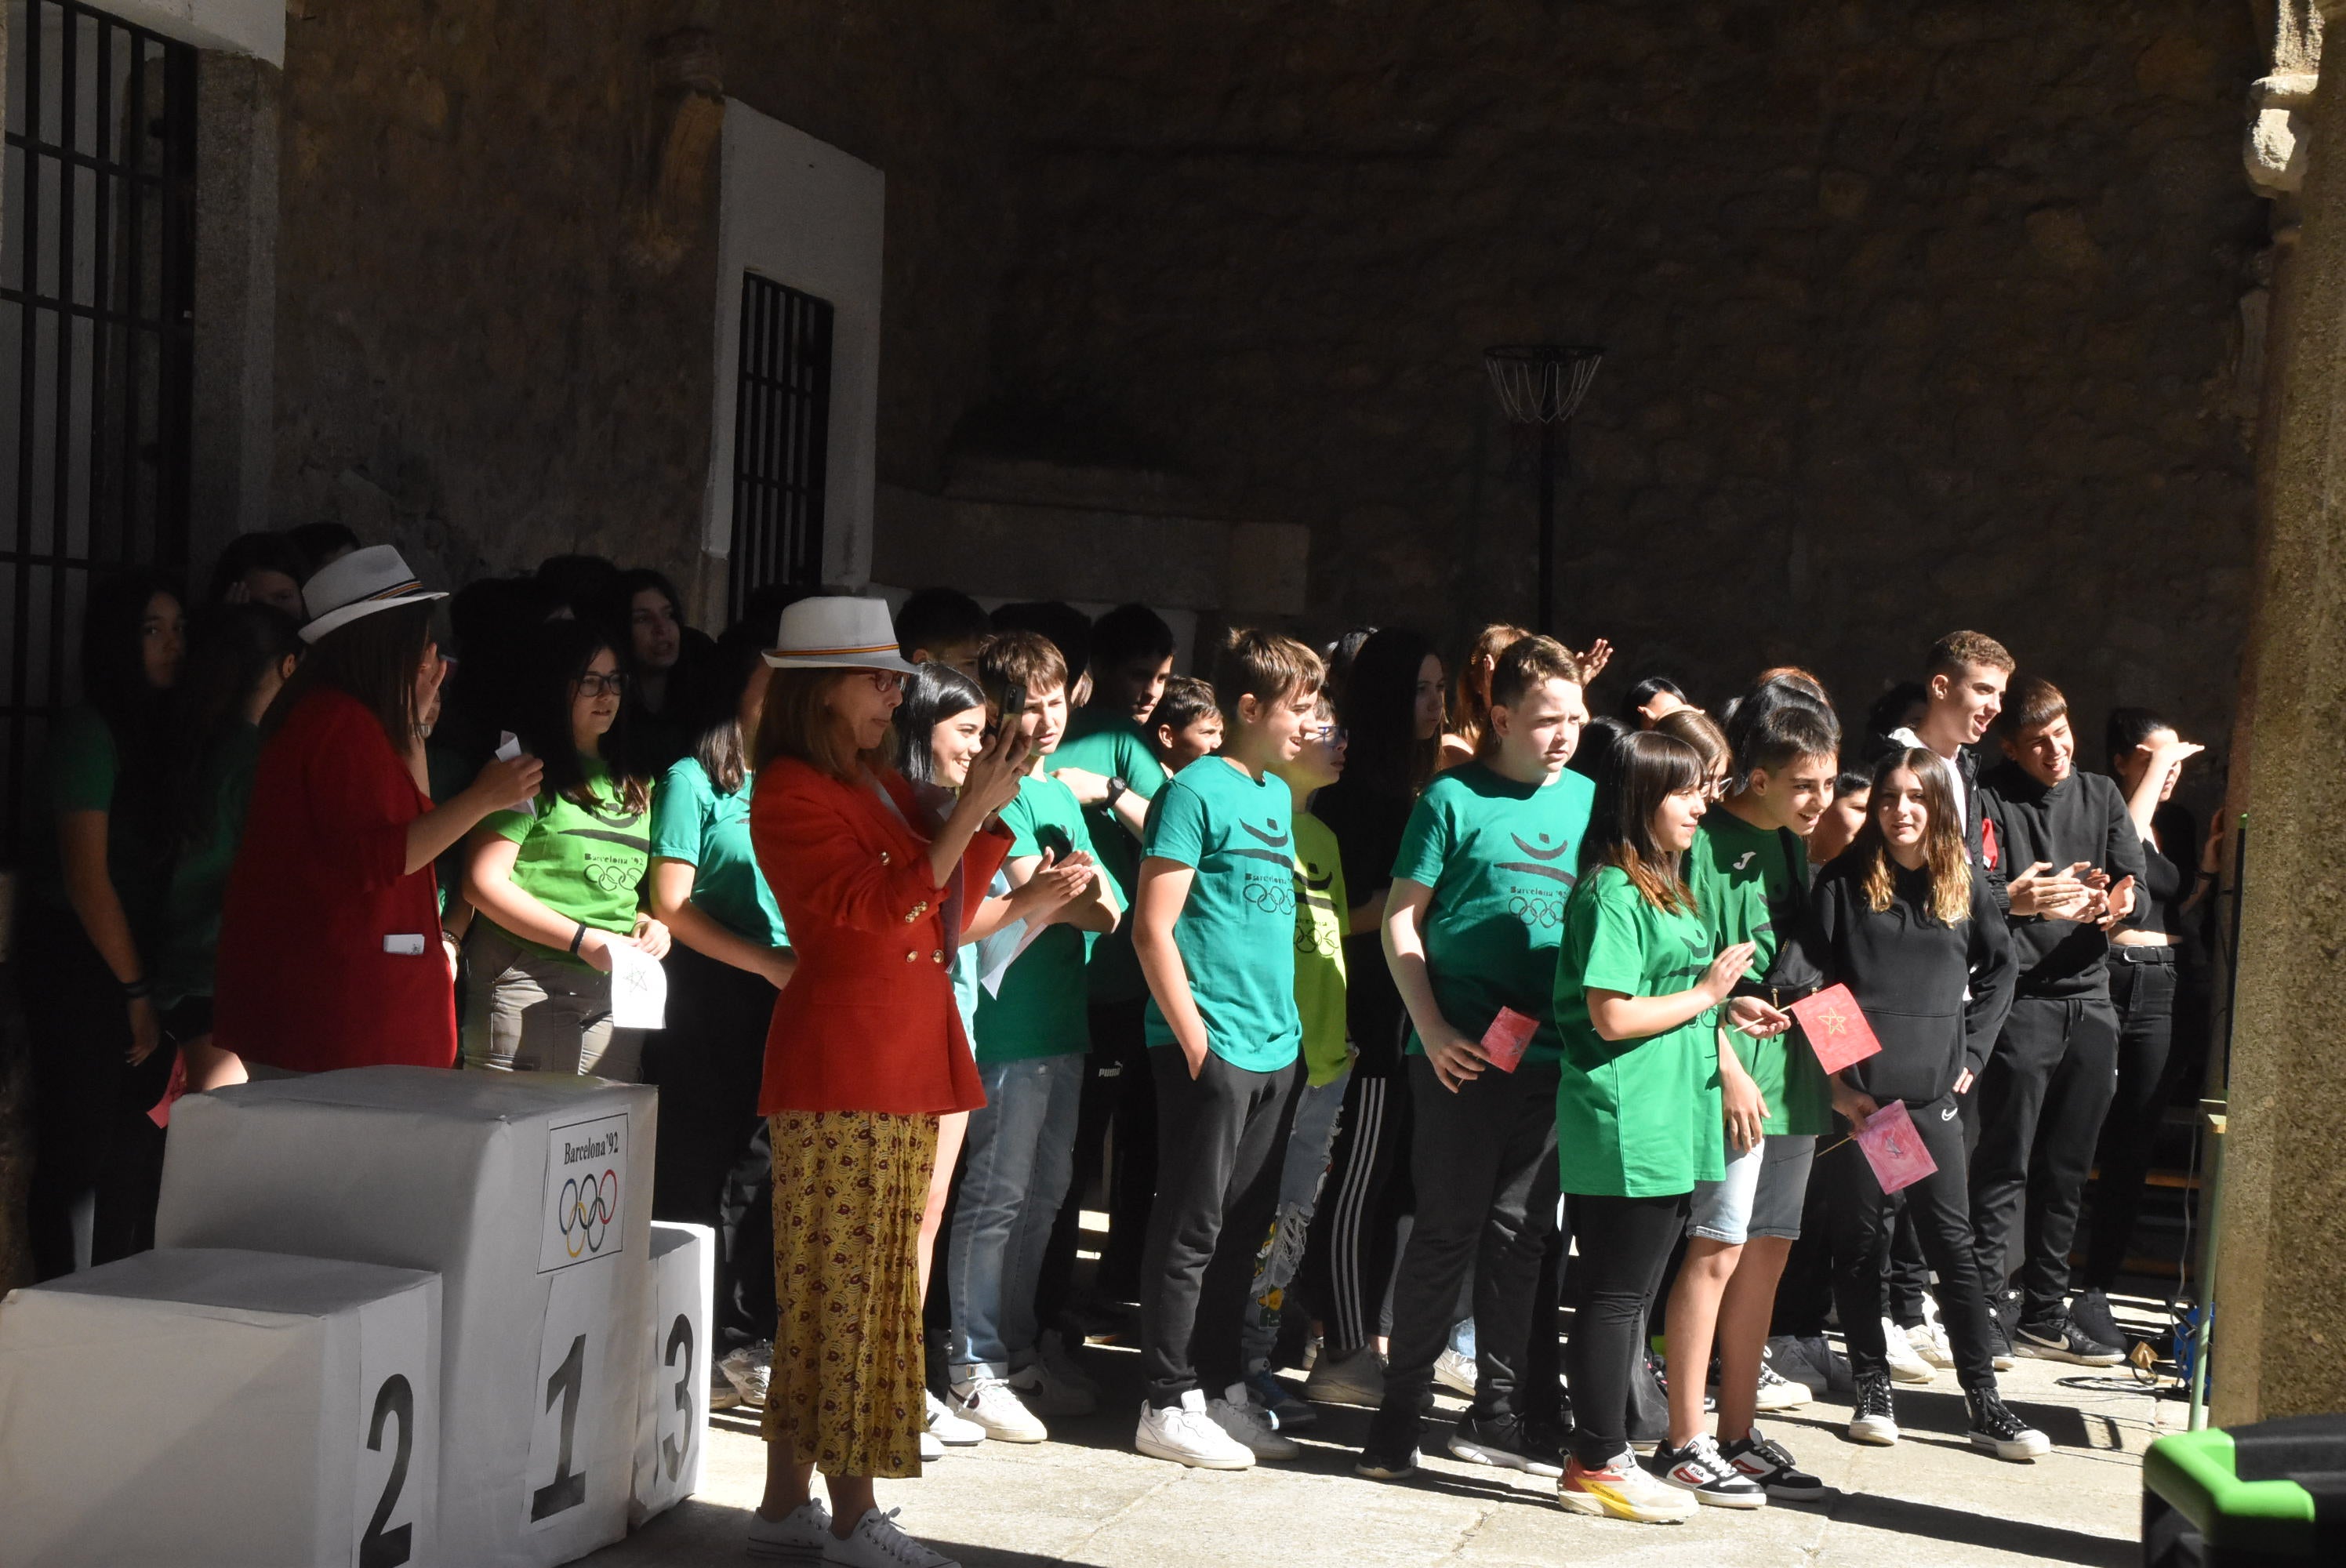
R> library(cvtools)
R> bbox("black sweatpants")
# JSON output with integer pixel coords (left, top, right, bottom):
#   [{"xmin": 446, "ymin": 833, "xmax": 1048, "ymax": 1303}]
[
  {"xmin": 1035, "ymin": 997, "xmax": 1151, "ymax": 1317},
  {"xmin": 1970, "ymin": 993, "xmax": 2120, "ymax": 1323},
  {"xmin": 2083, "ymin": 949, "xmax": 2182, "ymax": 1290},
  {"xmin": 641, "ymin": 944, "xmax": 779, "ymax": 1352},
  {"xmin": 1372, "ymin": 1057, "xmax": 1560, "ymax": 1439},
  {"xmin": 1563, "ymin": 1191, "xmax": 1688, "ymax": 1468},
  {"xmin": 1300, "ymin": 1040, "xmax": 1413, "ymax": 1356},
  {"xmin": 1138, "ymin": 1046, "xmax": 1302, "ymax": 1406},
  {"xmin": 1832, "ymin": 1092, "xmax": 1998, "ymax": 1393}
]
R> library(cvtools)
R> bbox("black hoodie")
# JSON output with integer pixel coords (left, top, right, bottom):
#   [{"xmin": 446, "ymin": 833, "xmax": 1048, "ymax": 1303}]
[
  {"xmin": 1768, "ymin": 856, "xmax": 2015, "ymax": 1108},
  {"xmin": 1977, "ymin": 760, "xmax": 2144, "ymax": 1000}
]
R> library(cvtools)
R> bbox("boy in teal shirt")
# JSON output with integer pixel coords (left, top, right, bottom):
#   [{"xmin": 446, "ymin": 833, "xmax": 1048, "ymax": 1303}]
[
  {"xmin": 1356, "ymin": 635, "xmax": 1592, "ymax": 1483},
  {"xmin": 1131, "ymin": 629, "xmax": 1322, "ymax": 1470}
]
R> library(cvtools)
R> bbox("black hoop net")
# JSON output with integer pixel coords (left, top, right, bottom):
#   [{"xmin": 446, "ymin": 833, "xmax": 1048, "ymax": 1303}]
[{"xmin": 1484, "ymin": 345, "xmax": 1604, "ymax": 425}]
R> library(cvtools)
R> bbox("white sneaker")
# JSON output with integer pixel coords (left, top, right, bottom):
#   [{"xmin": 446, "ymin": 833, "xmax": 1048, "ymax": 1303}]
[
  {"xmin": 1135, "ymin": 1390, "xmax": 1255, "ymax": 1469},
  {"xmin": 1754, "ymin": 1352, "xmax": 1813, "ymax": 1410},
  {"xmin": 821, "ymin": 1506, "xmax": 959, "ymax": 1567},
  {"xmin": 1908, "ymin": 1320, "xmax": 1956, "ymax": 1370},
  {"xmin": 1433, "ymin": 1347, "xmax": 1479, "ymax": 1397},
  {"xmin": 1008, "ymin": 1353, "xmax": 1097, "ymax": 1417},
  {"xmin": 919, "ymin": 1428, "xmax": 944, "ymax": 1462},
  {"xmin": 1882, "ymin": 1318, "xmax": 1935, "ymax": 1384},
  {"xmin": 721, "ymin": 1341, "xmax": 775, "ymax": 1410},
  {"xmin": 1211, "ymin": 1386, "xmax": 1300, "ymax": 1459},
  {"xmin": 949, "ymin": 1373, "xmax": 1048, "ymax": 1443},
  {"xmin": 924, "ymin": 1389, "xmax": 983, "ymax": 1447},
  {"xmin": 747, "ymin": 1496, "xmax": 832, "ymax": 1562}
]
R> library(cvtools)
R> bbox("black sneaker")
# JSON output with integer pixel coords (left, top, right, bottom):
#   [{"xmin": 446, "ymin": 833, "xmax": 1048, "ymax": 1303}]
[
  {"xmin": 1965, "ymin": 1388, "xmax": 2052, "ymax": 1461},
  {"xmin": 2068, "ymin": 1289, "xmax": 2126, "ymax": 1355},
  {"xmin": 1353, "ymin": 1434, "xmax": 1418, "ymax": 1480},
  {"xmin": 1983, "ymin": 1312, "xmax": 2017, "ymax": 1371},
  {"xmin": 1721, "ymin": 1426, "xmax": 1825, "ymax": 1502},
  {"xmin": 2015, "ymin": 1313, "xmax": 2124, "ymax": 1367},
  {"xmin": 1847, "ymin": 1370, "xmax": 1898, "ymax": 1445},
  {"xmin": 1446, "ymin": 1413, "xmax": 1563, "ymax": 1478},
  {"xmin": 1654, "ymin": 1432, "xmax": 1768, "ymax": 1508}
]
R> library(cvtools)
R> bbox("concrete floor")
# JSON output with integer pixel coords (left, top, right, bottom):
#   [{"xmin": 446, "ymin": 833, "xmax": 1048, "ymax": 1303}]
[{"xmin": 587, "ymin": 1319, "xmax": 2178, "ymax": 1568}]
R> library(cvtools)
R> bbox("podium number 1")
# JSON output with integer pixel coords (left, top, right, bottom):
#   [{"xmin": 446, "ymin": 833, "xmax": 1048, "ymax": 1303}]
[
  {"xmin": 529, "ymin": 1334, "xmax": 587, "ymax": 1520},
  {"xmin": 359, "ymin": 1374, "xmax": 414, "ymax": 1568}
]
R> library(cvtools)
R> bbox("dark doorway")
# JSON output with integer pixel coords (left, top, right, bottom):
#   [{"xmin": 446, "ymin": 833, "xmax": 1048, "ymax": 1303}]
[{"xmin": 728, "ymin": 272, "xmax": 832, "ymax": 619}]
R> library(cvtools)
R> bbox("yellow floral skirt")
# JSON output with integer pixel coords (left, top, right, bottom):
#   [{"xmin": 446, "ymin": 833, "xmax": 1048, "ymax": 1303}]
[{"xmin": 763, "ymin": 1109, "xmax": 939, "ymax": 1479}]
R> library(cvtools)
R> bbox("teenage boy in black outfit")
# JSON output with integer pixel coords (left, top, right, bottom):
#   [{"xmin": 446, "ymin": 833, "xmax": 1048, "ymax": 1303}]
[{"xmin": 1972, "ymin": 677, "xmax": 2144, "ymax": 1366}]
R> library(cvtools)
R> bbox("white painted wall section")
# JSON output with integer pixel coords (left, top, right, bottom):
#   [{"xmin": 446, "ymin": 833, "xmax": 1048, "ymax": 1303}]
[{"xmin": 96, "ymin": 0, "xmax": 281, "ymax": 63}]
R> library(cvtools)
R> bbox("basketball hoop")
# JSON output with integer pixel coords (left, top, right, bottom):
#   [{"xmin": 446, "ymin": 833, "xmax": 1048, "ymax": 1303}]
[{"xmin": 1482, "ymin": 345, "xmax": 1603, "ymax": 636}]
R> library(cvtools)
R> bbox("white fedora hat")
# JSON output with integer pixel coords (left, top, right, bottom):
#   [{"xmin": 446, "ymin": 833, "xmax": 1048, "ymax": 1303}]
[
  {"xmin": 300, "ymin": 544, "xmax": 447, "ymax": 643},
  {"xmin": 763, "ymin": 595, "xmax": 921, "ymax": 673}
]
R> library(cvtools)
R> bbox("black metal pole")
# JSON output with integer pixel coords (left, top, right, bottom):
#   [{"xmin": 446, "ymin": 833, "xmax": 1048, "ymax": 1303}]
[{"xmin": 1536, "ymin": 420, "xmax": 1557, "ymax": 635}]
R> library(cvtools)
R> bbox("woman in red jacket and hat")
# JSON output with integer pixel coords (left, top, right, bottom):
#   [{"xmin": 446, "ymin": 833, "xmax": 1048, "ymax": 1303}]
[{"xmin": 743, "ymin": 596, "xmax": 1026, "ymax": 1568}]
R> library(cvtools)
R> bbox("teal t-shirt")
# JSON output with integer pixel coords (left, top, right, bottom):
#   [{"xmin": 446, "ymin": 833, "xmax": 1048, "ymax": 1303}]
[
  {"xmin": 1684, "ymin": 811, "xmax": 1832, "ymax": 1137},
  {"xmin": 154, "ymin": 723, "xmax": 263, "ymax": 1006},
  {"xmin": 1292, "ymin": 810, "xmax": 1350, "ymax": 1086},
  {"xmin": 1552, "ymin": 864, "xmax": 1726, "ymax": 1197},
  {"xmin": 1141, "ymin": 757, "xmax": 1302, "ymax": 1073},
  {"xmin": 481, "ymin": 758, "xmax": 650, "ymax": 965},
  {"xmin": 1392, "ymin": 762, "xmax": 1594, "ymax": 1067},
  {"xmin": 1051, "ymin": 710, "xmax": 1168, "ymax": 1004},
  {"xmin": 975, "ymin": 771, "xmax": 1099, "ymax": 1061},
  {"xmin": 649, "ymin": 757, "xmax": 788, "ymax": 949}
]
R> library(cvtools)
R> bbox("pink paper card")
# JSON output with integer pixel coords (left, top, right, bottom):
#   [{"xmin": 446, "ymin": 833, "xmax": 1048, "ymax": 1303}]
[
  {"xmin": 1480, "ymin": 1007, "xmax": 1539, "ymax": 1073},
  {"xmin": 1856, "ymin": 1098, "xmax": 1938, "ymax": 1196},
  {"xmin": 146, "ymin": 1051, "xmax": 187, "ymax": 1130},
  {"xmin": 1791, "ymin": 983, "xmax": 1883, "ymax": 1076}
]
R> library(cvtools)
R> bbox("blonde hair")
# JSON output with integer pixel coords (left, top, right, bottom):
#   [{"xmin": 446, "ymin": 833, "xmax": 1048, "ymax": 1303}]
[{"xmin": 1854, "ymin": 747, "xmax": 1972, "ymax": 924}]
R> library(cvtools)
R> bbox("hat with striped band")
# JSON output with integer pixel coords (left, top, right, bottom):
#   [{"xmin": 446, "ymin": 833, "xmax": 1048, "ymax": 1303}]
[
  {"xmin": 762, "ymin": 595, "xmax": 921, "ymax": 673},
  {"xmin": 298, "ymin": 544, "xmax": 448, "ymax": 643}
]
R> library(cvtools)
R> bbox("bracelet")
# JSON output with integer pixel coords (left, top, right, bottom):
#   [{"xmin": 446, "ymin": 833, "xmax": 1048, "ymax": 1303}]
[
  {"xmin": 121, "ymin": 977, "xmax": 151, "ymax": 1001},
  {"xmin": 441, "ymin": 928, "xmax": 463, "ymax": 948},
  {"xmin": 568, "ymin": 921, "xmax": 588, "ymax": 956}
]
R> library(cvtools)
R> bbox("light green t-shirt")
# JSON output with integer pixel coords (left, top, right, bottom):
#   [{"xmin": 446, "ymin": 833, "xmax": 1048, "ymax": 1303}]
[
  {"xmin": 1292, "ymin": 810, "xmax": 1350, "ymax": 1087},
  {"xmin": 1051, "ymin": 710, "xmax": 1168, "ymax": 1005},
  {"xmin": 975, "ymin": 771, "xmax": 1099, "ymax": 1061},
  {"xmin": 1392, "ymin": 762, "xmax": 1593, "ymax": 1068},
  {"xmin": 1141, "ymin": 757, "xmax": 1302, "ymax": 1073},
  {"xmin": 649, "ymin": 757, "xmax": 788, "ymax": 949},
  {"xmin": 482, "ymin": 758, "xmax": 649, "ymax": 966},
  {"xmin": 1684, "ymin": 811, "xmax": 1832, "ymax": 1137},
  {"xmin": 1552, "ymin": 864, "xmax": 1726, "ymax": 1197}
]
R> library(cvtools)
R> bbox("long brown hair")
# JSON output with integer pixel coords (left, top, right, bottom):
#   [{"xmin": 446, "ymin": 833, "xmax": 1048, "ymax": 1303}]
[
  {"xmin": 1579, "ymin": 730, "xmax": 1704, "ymax": 915},
  {"xmin": 266, "ymin": 598, "xmax": 434, "ymax": 750},
  {"xmin": 514, "ymin": 619, "xmax": 652, "ymax": 815},
  {"xmin": 1449, "ymin": 621, "xmax": 1528, "ymax": 754},
  {"xmin": 754, "ymin": 667, "xmax": 902, "ymax": 782},
  {"xmin": 1853, "ymin": 747, "xmax": 1971, "ymax": 923}
]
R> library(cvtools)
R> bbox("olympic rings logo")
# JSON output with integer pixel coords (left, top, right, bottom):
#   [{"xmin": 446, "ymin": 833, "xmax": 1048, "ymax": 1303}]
[
  {"xmin": 1509, "ymin": 892, "xmax": 1567, "ymax": 931},
  {"xmin": 559, "ymin": 1170, "xmax": 619, "ymax": 1257},
  {"xmin": 1244, "ymin": 880, "xmax": 1297, "ymax": 916}
]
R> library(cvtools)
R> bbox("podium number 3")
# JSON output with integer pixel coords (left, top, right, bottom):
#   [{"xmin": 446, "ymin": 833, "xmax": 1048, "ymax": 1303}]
[
  {"xmin": 530, "ymin": 1334, "xmax": 587, "ymax": 1521},
  {"xmin": 663, "ymin": 1313, "xmax": 695, "ymax": 1481},
  {"xmin": 359, "ymin": 1374, "xmax": 414, "ymax": 1568}
]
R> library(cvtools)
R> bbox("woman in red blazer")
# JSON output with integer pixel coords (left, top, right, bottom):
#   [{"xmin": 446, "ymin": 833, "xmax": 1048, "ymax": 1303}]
[
  {"xmin": 214, "ymin": 547, "xmax": 540, "ymax": 1073},
  {"xmin": 743, "ymin": 597, "xmax": 1026, "ymax": 1568}
]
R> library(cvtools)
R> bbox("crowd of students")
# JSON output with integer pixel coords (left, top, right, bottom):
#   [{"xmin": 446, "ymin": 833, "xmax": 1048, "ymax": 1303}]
[{"xmin": 20, "ymin": 529, "xmax": 2221, "ymax": 1566}]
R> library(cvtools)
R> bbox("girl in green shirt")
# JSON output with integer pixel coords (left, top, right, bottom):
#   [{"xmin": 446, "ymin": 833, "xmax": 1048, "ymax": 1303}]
[{"xmin": 1552, "ymin": 731, "xmax": 1753, "ymax": 1524}]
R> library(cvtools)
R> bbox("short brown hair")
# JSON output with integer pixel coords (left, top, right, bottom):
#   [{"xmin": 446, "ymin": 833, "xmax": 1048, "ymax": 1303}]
[
  {"xmin": 1211, "ymin": 629, "xmax": 1322, "ymax": 720},
  {"xmin": 1153, "ymin": 673, "xmax": 1218, "ymax": 735},
  {"xmin": 1925, "ymin": 630, "xmax": 2014, "ymax": 681},
  {"xmin": 1488, "ymin": 635, "xmax": 1585, "ymax": 712},
  {"xmin": 1654, "ymin": 707, "xmax": 1729, "ymax": 778},
  {"xmin": 1996, "ymin": 674, "xmax": 2068, "ymax": 739},
  {"xmin": 754, "ymin": 667, "xmax": 902, "ymax": 782},
  {"xmin": 975, "ymin": 630, "xmax": 1069, "ymax": 714}
]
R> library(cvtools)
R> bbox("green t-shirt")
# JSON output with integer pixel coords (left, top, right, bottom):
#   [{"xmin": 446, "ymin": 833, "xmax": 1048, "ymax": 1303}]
[
  {"xmin": 1684, "ymin": 811, "xmax": 1832, "ymax": 1137},
  {"xmin": 649, "ymin": 757, "xmax": 789, "ymax": 949},
  {"xmin": 154, "ymin": 723, "xmax": 263, "ymax": 1007},
  {"xmin": 975, "ymin": 771, "xmax": 1099, "ymax": 1061},
  {"xmin": 1393, "ymin": 762, "xmax": 1594, "ymax": 1068},
  {"xmin": 1292, "ymin": 810, "xmax": 1350, "ymax": 1086},
  {"xmin": 1552, "ymin": 864, "xmax": 1726, "ymax": 1197},
  {"xmin": 481, "ymin": 758, "xmax": 650, "ymax": 965},
  {"xmin": 1051, "ymin": 710, "xmax": 1168, "ymax": 1005},
  {"xmin": 31, "ymin": 706, "xmax": 171, "ymax": 932},
  {"xmin": 1141, "ymin": 757, "xmax": 1302, "ymax": 1073}
]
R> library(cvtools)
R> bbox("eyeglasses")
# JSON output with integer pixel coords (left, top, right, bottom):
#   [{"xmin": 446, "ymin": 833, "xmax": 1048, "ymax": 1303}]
[
  {"xmin": 1309, "ymin": 724, "xmax": 1349, "ymax": 746},
  {"xmin": 864, "ymin": 670, "xmax": 905, "ymax": 694},
  {"xmin": 574, "ymin": 672, "xmax": 629, "ymax": 697}
]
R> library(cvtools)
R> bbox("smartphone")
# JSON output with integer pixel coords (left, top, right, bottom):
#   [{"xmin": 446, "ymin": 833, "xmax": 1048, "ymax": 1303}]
[{"xmin": 997, "ymin": 681, "xmax": 1029, "ymax": 742}]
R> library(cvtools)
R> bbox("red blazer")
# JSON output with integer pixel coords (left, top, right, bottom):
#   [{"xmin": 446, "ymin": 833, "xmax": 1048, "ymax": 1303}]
[
  {"xmin": 213, "ymin": 688, "xmax": 456, "ymax": 1072},
  {"xmin": 750, "ymin": 759, "xmax": 1011, "ymax": 1116}
]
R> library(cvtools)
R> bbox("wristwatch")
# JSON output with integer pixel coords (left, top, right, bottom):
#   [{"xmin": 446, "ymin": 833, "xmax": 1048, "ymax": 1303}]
[{"xmin": 1105, "ymin": 775, "xmax": 1129, "ymax": 810}]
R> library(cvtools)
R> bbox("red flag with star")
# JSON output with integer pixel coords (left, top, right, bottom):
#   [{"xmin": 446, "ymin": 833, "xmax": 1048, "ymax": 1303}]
[{"xmin": 1789, "ymin": 983, "xmax": 1883, "ymax": 1075}]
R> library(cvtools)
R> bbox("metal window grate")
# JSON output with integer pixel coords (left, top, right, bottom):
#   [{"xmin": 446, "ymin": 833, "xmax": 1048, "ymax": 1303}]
[
  {"xmin": 728, "ymin": 273, "xmax": 831, "ymax": 619},
  {"xmin": 1, "ymin": 0, "xmax": 197, "ymax": 858}
]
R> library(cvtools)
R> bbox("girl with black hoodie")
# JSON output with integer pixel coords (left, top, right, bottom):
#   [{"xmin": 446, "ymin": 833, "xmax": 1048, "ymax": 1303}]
[{"xmin": 1770, "ymin": 747, "xmax": 2050, "ymax": 1462}]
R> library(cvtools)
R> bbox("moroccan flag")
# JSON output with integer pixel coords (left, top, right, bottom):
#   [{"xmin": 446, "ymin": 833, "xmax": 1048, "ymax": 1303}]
[{"xmin": 1790, "ymin": 983, "xmax": 1883, "ymax": 1075}]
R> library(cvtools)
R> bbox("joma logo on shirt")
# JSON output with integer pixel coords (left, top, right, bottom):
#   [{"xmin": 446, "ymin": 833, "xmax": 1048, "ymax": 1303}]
[{"xmin": 1734, "ymin": 851, "xmax": 1757, "ymax": 871}]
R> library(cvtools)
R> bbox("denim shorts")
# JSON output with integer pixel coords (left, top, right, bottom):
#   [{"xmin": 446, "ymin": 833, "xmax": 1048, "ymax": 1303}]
[{"xmin": 1687, "ymin": 1133, "xmax": 1817, "ymax": 1244}]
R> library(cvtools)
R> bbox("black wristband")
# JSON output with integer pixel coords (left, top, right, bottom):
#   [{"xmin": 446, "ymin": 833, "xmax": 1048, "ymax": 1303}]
[
  {"xmin": 568, "ymin": 921, "xmax": 588, "ymax": 956},
  {"xmin": 1105, "ymin": 775, "xmax": 1128, "ymax": 809},
  {"xmin": 121, "ymin": 977, "xmax": 151, "ymax": 1001}
]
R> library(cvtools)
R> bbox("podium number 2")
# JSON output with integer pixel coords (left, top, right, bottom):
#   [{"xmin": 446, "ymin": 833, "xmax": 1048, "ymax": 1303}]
[
  {"xmin": 663, "ymin": 1313, "xmax": 695, "ymax": 1481},
  {"xmin": 359, "ymin": 1374, "xmax": 414, "ymax": 1568},
  {"xmin": 529, "ymin": 1334, "xmax": 586, "ymax": 1521}
]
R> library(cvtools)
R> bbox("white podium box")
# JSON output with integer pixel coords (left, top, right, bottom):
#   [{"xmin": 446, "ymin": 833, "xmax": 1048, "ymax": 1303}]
[
  {"xmin": 0, "ymin": 1247, "xmax": 441, "ymax": 1568},
  {"xmin": 156, "ymin": 1067, "xmax": 657, "ymax": 1568},
  {"xmin": 630, "ymin": 1221, "xmax": 714, "ymax": 1526}
]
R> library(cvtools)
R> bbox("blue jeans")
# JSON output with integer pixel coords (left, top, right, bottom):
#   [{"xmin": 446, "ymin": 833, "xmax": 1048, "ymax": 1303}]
[
  {"xmin": 1242, "ymin": 1067, "xmax": 1350, "ymax": 1370},
  {"xmin": 949, "ymin": 1053, "xmax": 1084, "ymax": 1376}
]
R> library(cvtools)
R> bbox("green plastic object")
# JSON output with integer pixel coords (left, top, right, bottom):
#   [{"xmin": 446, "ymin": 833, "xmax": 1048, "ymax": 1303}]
[{"xmin": 2144, "ymin": 1428, "xmax": 2319, "ymax": 1554}]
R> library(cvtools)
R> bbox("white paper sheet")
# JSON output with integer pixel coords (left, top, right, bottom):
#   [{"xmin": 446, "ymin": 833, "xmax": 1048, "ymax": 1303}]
[
  {"xmin": 496, "ymin": 731, "xmax": 536, "ymax": 818},
  {"xmin": 605, "ymin": 940, "xmax": 667, "ymax": 1029}
]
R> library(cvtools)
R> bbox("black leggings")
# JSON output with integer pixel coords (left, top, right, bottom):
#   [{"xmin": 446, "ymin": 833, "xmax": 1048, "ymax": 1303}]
[
  {"xmin": 1831, "ymin": 1092, "xmax": 1999, "ymax": 1393},
  {"xmin": 2083, "ymin": 952, "xmax": 2182, "ymax": 1290},
  {"xmin": 1563, "ymin": 1191, "xmax": 1688, "ymax": 1467}
]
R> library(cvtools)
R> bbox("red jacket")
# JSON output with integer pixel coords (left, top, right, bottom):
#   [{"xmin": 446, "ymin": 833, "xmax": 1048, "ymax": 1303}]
[
  {"xmin": 213, "ymin": 688, "xmax": 456, "ymax": 1072},
  {"xmin": 750, "ymin": 759, "xmax": 1011, "ymax": 1116}
]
